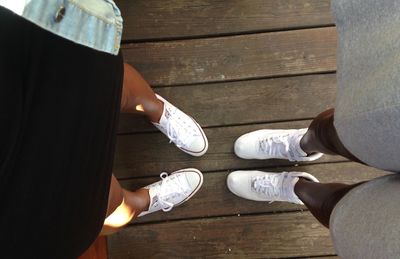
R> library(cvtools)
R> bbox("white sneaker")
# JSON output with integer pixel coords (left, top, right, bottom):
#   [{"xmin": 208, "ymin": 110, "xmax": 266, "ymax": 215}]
[
  {"xmin": 226, "ymin": 170, "xmax": 319, "ymax": 205},
  {"xmin": 138, "ymin": 168, "xmax": 203, "ymax": 217},
  {"xmin": 234, "ymin": 128, "xmax": 323, "ymax": 161},
  {"xmin": 152, "ymin": 94, "xmax": 208, "ymax": 157}
]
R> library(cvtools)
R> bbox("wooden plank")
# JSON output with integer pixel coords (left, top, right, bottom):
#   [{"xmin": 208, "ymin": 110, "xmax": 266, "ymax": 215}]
[
  {"xmin": 79, "ymin": 236, "xmax": 108, "ymax": 259},
  {"xmin": 120, "ymin": 162, "xmax": 386, "ymax": 224},
  {"xmin": 114, "ymin": 120, "xmax": 346, "ymax": 179},
  {"xmin": 108, "ymin": 212, "xmax": 334, "ymax": 258},
  {"xmin": 116, "ymin": 0, "xmax": 333, "ymax": 41},
  {"xmin": 118, "ymin": 73, "xmax": 336, "ymax": 134},
  {"xmin": 122, "ymin": 27, "xmax": 337, "ymax": 86},
  {"xmin": 314, "ymin": 257, "xmax": 339, "ymax": 259}
]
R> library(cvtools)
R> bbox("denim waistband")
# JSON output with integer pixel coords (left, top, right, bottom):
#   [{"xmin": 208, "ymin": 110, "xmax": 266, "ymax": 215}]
[{"xmin": 0, "ymin": 0, "xmax": 123, "ymax": 55}]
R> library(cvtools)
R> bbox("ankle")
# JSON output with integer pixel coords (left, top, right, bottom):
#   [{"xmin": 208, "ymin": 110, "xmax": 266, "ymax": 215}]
[
  {"xmin": 148, "ymin": 99, "xmax": 164, "ymax": 123},
  {"xmin": 299, "ymin": 132, "xmax": 315, "ymax": 155},
  {"xmin": 294, "ymin": 177, "xmax": 318, "ymax": 199},
  {"xmin": 124, "ymin": 188, "xmax": 151, "ymax": 215}
]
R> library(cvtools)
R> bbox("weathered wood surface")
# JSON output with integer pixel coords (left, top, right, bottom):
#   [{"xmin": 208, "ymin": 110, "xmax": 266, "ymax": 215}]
[
  {"xmin": 314, "ymin": 257, "xmax": 340, "ymax": 259},
  {"xmin": 109, "ymin": 1, "xmax": 343, "ymax": 258},
  {"xmin": 122, "ymin": 27, "xmax": 337, "ymax": 86},
  {"xmin": 114, "ymin": 120, "xmax": 348, "ymax": 179},
  {"xmin": 118, "ymin": 73, "xmax": 336, "ymax": 134},
  {"xmin": 116, "ymin": 0, "xmax": 333, "ymax": 41},
  {"xmin": 108, "ymin": 212, "xmax": 334, "ymax": 258},
  {"xmin": 121, "ymin": 162, "xmax": 386, "ymax": 224}
]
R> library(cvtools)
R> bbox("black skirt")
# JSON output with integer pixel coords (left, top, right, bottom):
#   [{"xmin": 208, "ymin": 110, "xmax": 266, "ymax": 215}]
[{"xmin": 0, "ymin": 7, "xmax": 123, "ymax": 258}]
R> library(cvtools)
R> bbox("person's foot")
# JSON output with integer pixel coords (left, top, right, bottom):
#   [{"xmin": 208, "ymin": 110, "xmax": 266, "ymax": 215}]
[
  {"xmin": 234, "ymin": 128, "xmax": 323, "ymax": 161},
  {"xmin": 138, "ymin": 168, "xmax": 203, "ymax": 217},
  {"xmin": 226, "ymin": 170, "xmax": 319, "ymax": 205},
  {"xmin": 152, "ymin": 94, "xmax": 208, "ymax": 157}
]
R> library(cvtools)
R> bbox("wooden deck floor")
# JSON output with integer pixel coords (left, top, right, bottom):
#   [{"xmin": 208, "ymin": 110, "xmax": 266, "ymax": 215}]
[{"xmin": 108, "ymin": 1, "xmax": 386, "ymax": 258}]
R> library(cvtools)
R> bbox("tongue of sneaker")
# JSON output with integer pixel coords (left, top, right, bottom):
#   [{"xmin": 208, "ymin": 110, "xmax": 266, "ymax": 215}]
[
  {"xmin": 157, "ymin": 103, "xmax": 174, "ymax": 131},
  {"xmin": 286, "ymin": 130, "xmax": 325, "ymax": 162},
  {"xmin": 282, "ymin": 174, "xmax": 304, "ymax": 205},
  {"xmin": 148, "ymin": 174, "xmax": 191, "ymax": 212},
  {"xmin": 288, "ymin": 130, "xmax": 309, "ymax": 161}
]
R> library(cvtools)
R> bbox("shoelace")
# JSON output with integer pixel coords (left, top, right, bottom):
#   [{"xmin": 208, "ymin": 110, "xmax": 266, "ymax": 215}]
[
  {"xmin": 258, "ymin": 134, "xmax": 290, "ymax": 157},
  {"xmin": 252, "ymin": 174, "xmax": 283, "ymax": 203},
  {"xmin": 155, "ymin": 172, "xmax": 190, "ymax": 212},
  {"xmin": 165, "ymin": 108, "xmax": 197, "ymax": 148}
]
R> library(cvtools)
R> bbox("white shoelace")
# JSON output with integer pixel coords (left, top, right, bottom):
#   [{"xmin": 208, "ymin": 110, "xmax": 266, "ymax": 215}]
[
  {"xmin": 251, "ymin": 174, "xmax": 284, "ymax": 203},
  {"xmin": 258, "ymin": 134, "xmax": 291, "ymax": 157},
  {"xmin": 154, "ymin": 172, "xmax": 190, "ymax": 212},
  {"xmin": 164, "ymin": 108, "xmax": 198, "ymax": 148}
]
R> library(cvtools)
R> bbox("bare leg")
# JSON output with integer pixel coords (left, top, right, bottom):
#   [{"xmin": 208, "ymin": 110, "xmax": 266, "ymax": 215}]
[
  {"xmin": 294, "ymin": 178, "xmax": 365, "ymax": 228},
  {"xmin": 100, "ymin": 64, "xmax": 157, "ymax": 234},
  {"xmin": 300, "ymin": 108, "xmax": 363, "ymax": 163},
  {"xmin": 100, "ymin": 175, "xmax": 150, "ymax": 235},
  {"xmin": 294, "ymin": 109, "xmax": 366, "ymax": 226},
  {"xmin": 120, "ymin": 63, "xmax": 163, "ymax": 123}
]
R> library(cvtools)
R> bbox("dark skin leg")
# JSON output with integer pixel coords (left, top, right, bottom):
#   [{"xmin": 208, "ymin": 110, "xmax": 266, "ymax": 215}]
[
  {"xmin": 294, "ymin": 178, "xmax": 366, "ymax": 228},
  {"xmin": 299, "ymin": 108, "xmax": 363, "ymax": 163},
  {"xmin": 300, "ymin": 109, "xmax": 340, "ymax": 155},
  {"xmin": 100, "ymin": 175, "xmax": 150, "ymax": 235},
  {"xmin": 293, "ymin": 109, "xmax": 365, "ymax": 227},
  {"xmin": 120, "ymin": 63, "xmax": 163, "ymax": 122},
  {"xmin": 101, "ymin": 63, "xmax": 166, "ymax": 235}
]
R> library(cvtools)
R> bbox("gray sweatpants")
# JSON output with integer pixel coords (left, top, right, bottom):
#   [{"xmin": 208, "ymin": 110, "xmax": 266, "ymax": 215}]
[{"xmin": 330, "ymin": 0, "xmax": 400, "ymax": 258}]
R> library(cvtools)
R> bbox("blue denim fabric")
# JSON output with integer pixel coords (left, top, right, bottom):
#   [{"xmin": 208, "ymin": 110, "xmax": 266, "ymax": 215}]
[{"xmin": 0, "ymin": 0, "xmax": 123, "ymax": 55}]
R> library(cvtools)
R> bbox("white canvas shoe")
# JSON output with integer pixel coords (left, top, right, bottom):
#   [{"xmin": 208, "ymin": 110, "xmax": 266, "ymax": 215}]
[
  {"xmin": 227, "ymin": 170, "xmax": 319, "ymax": 205},
  {"xmin": 152, "ymin": 94, "xmax": 208, "ymax": 157},
  {"xmin": 138, "ymin": 168, "xmax": 203, "ymax": 217},
  {"xmin": 234, "ymin": 128, "xmax": 323, "ymax": 161}
]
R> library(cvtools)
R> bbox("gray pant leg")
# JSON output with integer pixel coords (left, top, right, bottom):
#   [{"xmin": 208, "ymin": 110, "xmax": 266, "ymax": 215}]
[
  {"xmin": 330, "ymin": 174, "xmax": 400, "ymax": 259},
  {"xmin": 332, "ymin": 0, "xmax": 400, "ymax": 172}
]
